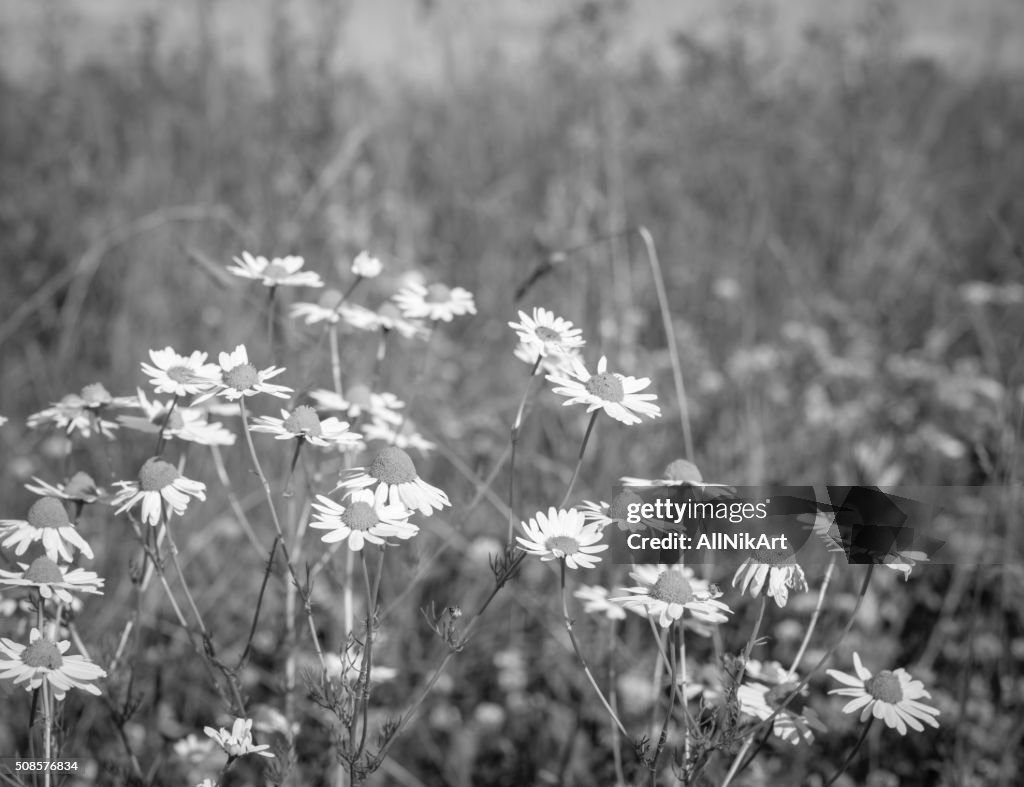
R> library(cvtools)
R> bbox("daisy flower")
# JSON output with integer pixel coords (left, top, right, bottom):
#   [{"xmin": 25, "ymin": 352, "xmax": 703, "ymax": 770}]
[
  {"xmin": 118, "ymin": 389, "xmax": 236, "ymax": 446},
  {"xmin": 195, "ymin": 344, "xmax": 292, "ymax": 402},
  {"xmin": 621, "ymin": 458, "xmax": 730, "ymax": 489},
  {"xmin": 0, "ymin": 497, "xmax": 94, "ymax": 562},
  {"xmin": 227, "ymin": 251, "xmax": 323, "ymax": 288},
  {"xmin": 0, "ymin": 557, "xmax": 104, "ymax": 604},
  {"xmin": 547, "ymin": 356, "xmax": 661, "ymax": 426},
  {"xmin": 613, "ymin": 564, "xmax": 731, "ymax": 627},
  {"xmin": 337, "ymin": 446, "xmax": 450, "ymax": 516},
  {"xmin": 0, "ymin": 628, "xmax": 106, "ymax": 700},
  {"xmin": 392, "ymin": 281, "xmax": 477, "ymax": 322},
  {"xmin": 25, "ymin": 471, "xmax": 105, "ymax": 505},
  {"xmin": 111, "ymin": 458, "xmax": 207, "ymax": 526},
  {"xmin": 309, "ymin": 486, "xmax": 417, "ymax": 551},
  {"xmin": 374, "ymin": 302, "xmax": 429, "ymax": 338},
  {"xmin": 249, "ymin": 406, "xmax": 363, "ymax": 450},
  {"xmin": 141, "ymin": 348, "xmax": 221, "ymax": 397},
  {"xmin": 827, "ymin": 652, "xmax": 940, "ymax": 735},
  {"xmin": 362, "ymin": 417, "xmax": 435, "ymax": 453},
  {"xmin": 310, "ymin": 386, "xmax": 405, "ymax": 425},
  {"xmin": 291, "ymin": 289, "xmax": 348, "ymax": 325},
  {"xmin": 513, "ymin": 343, "xmax": 582, "ymax": 374},
  {"xmin": 578, "ymin": 489, "xmax": 650, "ymax": 533},
  {"xmin": 509, "ymin": 307, "xmax": 585, "ymax": 357},
  {"xmin": 351, "ymin": 251, "xmax": 383, "ymax": 278},
  {"xmin": 574, "ymin": 584, "xmax": 627, "ymax": 620},
  {"xmin": 203, "ymin": 717, "xmax": 275, "ymax": 758},
  {"xmin": 732, "ymin": 549, "xmax": 809, "ymax": 608},
  {"xmin": 737, "ymin": 660, "xmax": 825, "ymax": 745},
  {"xmin": 27, "ymin": 383, "xmax": 130, "ymax": 439},
  {"xmin": 516, "ymin": 507, "xmax": 608, "ymax": 570}
]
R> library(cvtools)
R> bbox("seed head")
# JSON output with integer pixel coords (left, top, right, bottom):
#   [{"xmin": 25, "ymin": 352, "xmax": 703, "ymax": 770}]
[
  {"xmin": 27, "ymin": 498, "xmax": 71, "ymax": 530},
  {"xmin": 369, "ymin": 447, "xmax": 417, "ymax": 485}
]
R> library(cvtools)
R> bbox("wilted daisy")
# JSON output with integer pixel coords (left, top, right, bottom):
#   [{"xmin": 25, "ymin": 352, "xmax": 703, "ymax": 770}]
[
  {"xmin": 203, "ymin": 717, "xmax": 275, "ymax": 758},
  {"xmin": 574, "ymin": 584, "xmax": 627, "ymax": 620},
  {"xmin": 547, "ymin": 356, "xmax": 661, "ymax": 426},
  {"xmin": 613, "ymin": 564, "xmax": 731, "ymax": 627},
  {"xmin": 25, "ymin": 471, "xmax": 105, "ymax": 505},
  {"xmin": 118, "ymin": 389, "xmax": 236, "ymax": 446},
  {"xmin": 351, "ymin": 251, "xmax": 383, "ymax": 278},
  {"xmin": 0, "ymin": 497, "xmax": 94, "ymax": 562},
  {"xmin": 227, "ymin": 251, "xmax": 323, "ymax": 288},
  {"xmin": 362, "ymin": 417, "xmax": 435, "ymax": 453},
  {"xmin": 141, "ymin": 348, "xmax": 221, "ymax": 397},
  {"xmin": 0, "ymin": 557, "xmax": 104, "ymax": 603},
  {"xmin": 249, "ymin": 406, "xmax": 363, "ymax": 450},
  {"xmin": 828, "ymin": 652, "xmax": 940, "ymax": 735},
  {"xmin": 733, "ymin": 549, "xmax": 809, "ymax": 608},
  {"xmin": 337, "ymin": 446, "xmax": 450, "ymax": 516},
  {"xmin": 737, "ymin": 660, "xmax": 825, "ymax": 745},
  {"xmin": 310, "ymin": 386, "xmax": 405, "ymax": 425},
  {"xmin": 517, "ymin": 507, "xmax": 607, "ymax": 570},
  {"xmin": 393, "ymin": 281, "xmax": 477, "ymax": 322},
  {"xmin": 578, "ymin": 489, "xmax": 650, "ymax": 533},
  {"xmin": 310, "ymin": 486, "xmax": 417, "ymax": 551},
  {"xmin": 195, "ymin": 345, "xmax": 292, "ymax": 402},
  {"xmin": 509, "ymin": 307, "xmax": 585, "ymax": 357},
  {"xmin": 112, "ymin": 458, "xmax": 207, "ymax": 526},
  {"xmin": 0, "ymin": 628, "xmax": 106, "ymax": 700},
  {"xmin": 27, "ymin": 383, "xmax": 129, "ymax": 439}
]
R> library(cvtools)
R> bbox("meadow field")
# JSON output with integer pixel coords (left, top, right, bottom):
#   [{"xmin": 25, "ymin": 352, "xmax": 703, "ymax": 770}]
[{"xmin": 0, "ymin": 2, "xmax": 1022, "ymax": 785}]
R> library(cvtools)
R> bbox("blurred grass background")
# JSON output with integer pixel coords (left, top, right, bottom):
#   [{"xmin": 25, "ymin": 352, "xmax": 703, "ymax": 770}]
[{"xmin": 1, "ymin": 1, "xmax": 1022, "ymax": 785}]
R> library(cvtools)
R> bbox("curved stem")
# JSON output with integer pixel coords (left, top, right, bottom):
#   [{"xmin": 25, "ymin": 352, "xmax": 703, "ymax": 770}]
[
  {"xmin": 560, "ymin": 411, "xmax": 599, "ymax": 508},
  {"xmin": 155, "ymin": 394, "xmax": 179, "ymax": 456},
  {"xmin": 507, "ymin": 357, "xmax": 543, "ymax": 545},
  {"xmin": 824, "ymin": 718, "xmax": 874, "ymax": 787},
  {"xmin": 789, "ymin": 555, "xmax": 836, "ymax": 679}
]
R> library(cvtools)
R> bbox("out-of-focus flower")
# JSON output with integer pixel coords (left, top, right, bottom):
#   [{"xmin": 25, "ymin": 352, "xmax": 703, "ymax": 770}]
[
  {"xmin": 25, "ymin": 472, "xmax": 105, "ymax": 504},
  {"xmin": 337, "ymin": 446, "xmax": 449, "ymax": 516},
  {"xmin": 574, "ymin": 584, "xmax": 627, "ymax": 620},
  {"xmin": 119, "ymin": 389, "xmax": 236, "ymax": 446},
  {"xmin": 393, "ymin": 281, "xmax": 476, "ymax": 322},
  {"xmin": 27, "ymin": 383, "xmax": 131, "ymax": 439},
  {"xmin": 311, "ymin": 386, "xmax": 404, "ymax": 425},
  {"xmin": 310, "ymin": 486, "xmax": 417, "ymax": 551},
  {"xmin": 621, "ymin": 458, "xmax": 728, "ymax": 489},
  {"xmin": 737, "ymin": 660, "xmax": 825, "ymax": 745},
  {"xmin": 733, "ymin": 551, "xmax": 808, "ymax": 608},
  {"xmin": 203, "ymin": 717, "xmax": 275, "ymax": 758},
  {"xmin": 509, "ymin": 307, "xmax": 585, "ymax": 358},
  {"xmin": 0, "ymin": 497, "xmax": 94, "ymax": 562},
  {"xmin": 351, "ymin": 251, "xmax": 383, "ymax": 279},
  {"xmin": 0, "ymin": 628, "xmax": 106, "ymax": 700},
  {"xmin": 362, "ymin": 417, "xmax": 435, "ymax": 453},
  {"xmin": 613, "ymin": 564, "xmax": 730, "ymax": 627},
  {"xmin": 578, "ymin": 489, "xmax": 649, "ymax": 533},
  {"xmin": 828, "ymin": 653, "xmax": 940, "ymax": 735},
  {"xmin": 517, "ymin": 507, "xmax": 607, "ymax": 570},
  {"xmin": 194, "ymin": 345, "xmax": 292, "ymax": 402},
  {"xmin": 513, "ymin": 343, "xmax": 581, "ymax": 374},
  {"xmin": 291, "ymin": 289, "xmax": 348, "ymax": 325},
  {"xmin": 547, "ymin": 356, "xmax": 660, "ymax": 426},
  {"xmin": 0, "ymin": 416, "xmax": 7, "ymax": 427},
  {"xmin": 249, "ymin": 406, "xmax": 362, "ymax": 450},
  {"xmin": 0, "ymin": 557, "xmax": 103, "ymax": 603},
  {"xmin": 141, "ymin": 348, "xmax": 220, "ymax": 397},
  {"xmin": 227, "ymin": 252, "xmax": 323, "ymax": 288},
  {"xmin": 111, "ymin": 458, "xmax": 207, "ymax": 526}
]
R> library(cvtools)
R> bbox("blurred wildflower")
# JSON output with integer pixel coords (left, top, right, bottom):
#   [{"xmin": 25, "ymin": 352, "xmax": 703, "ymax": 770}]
[
  {"xmin": 733, "ymin": 549, "xmax": 808, "ymax": 608},
  {"xmin": 291, "ymin": 289, "xmax": 348, "ymax": 325},
  {"xmin": 737, "ymin": 660, "xmax": 825, "ymax": 744},
  {"xmin": 517, "ymin": 507, "xmax": 607, "ymax": 569},
  {"xmin": 195, "ymin": 345, "xmax": 291, "ymax": 402},
  {"xmin": 374, "ymin": 302, "xmax": 429, "ymax": 338},
  {"xmin": 509, "ymin": 307, "xmax": 585, "ymax": 357},
  {"xmin": 574, "ymin": 584, "xmax": 627, "ymax": 620},
  {"xmin": 324, "ymin": 649, "xmax": 398, "ymax": 683},
  {"xmin": 310, "ymin": 487, "xmax": 417, "ymax": 551},
  {"xmin": 0, "ymin": 627, "xmax": 106, "ymax": 700},
  {"xmin": 0, "ymin": 557, "xmax": 103, "ymax": 603},
  {"xmin": 195, "ymin": 780, "xmax": 216, "ymax": 787},
  {"xmin": 0, "ymin": 497, "xmax": 94, "ymax": 562},
  {"xmin": 351, "ymin": 250, "xmax": 383, "ymax": 278},
  {"xmin": 26, "ymin": 471, "xmax": 105, "ymax": 504},
  {"xmin": 337, "ymin": 446, "xmax": 450, "ymax": 515},
  {"xmin": 112, "ymin": 458, "xmax": 207, "ymax": 526},
  {"xmin": 578, "ymin": 489, "xmax": 649, "ymax": 532},
  {"xmin": 547, "ymin": 356, "xmax": 660, "ymax": 425},
  {"xmin": 203, "ymin": 717, "xmax": 275, "ymax": 758},
  {"xmin": 712, "ymin": 277, "xmax": 741, "ymax": 301},
  {"xmin": 614, "ymin": 564, "xmax": 730, "ymax": 627},
  {"xmin": 0, "ymin": 415, "xmax": 6, "ymax": 426},
  {"xmin": 119, "ymin": 389, "xmax": 236, "ymax": 446},
  {"xmin": 621, "ymin": 458, "xmax": 726, "ymax": 489},
  {"xmin": 513, "ymin": 343, "xmax": 581, "ymax": 374},
  {"xmin": 27, "ymin": 383, "xmax": 130, "ymax": 439},
  {"xmin": 249, "ymin": 406, "xmax": 362, "ymax": 450},
  {"xmin": 959, "ymin": 280, "xmax": 1024, "ymax": 306},
  {"xmin": 141, "ymin": 348, "xmax": 220, "ymax": 397},
  {"xmin": 362, "ymin": 417, "xmax": 435, "ymax": 453},
  {"xmin": 828, "ymin": 652, "xmax": 940, "ymax": 735},
  {"xmin": 311, "ymin": 386, "xmax": 404, "ymax": 425},
  {"xmin": 227, "ymin": 251, "xmax": 323, "ymax": 288},
  {"xmin": 393, "ymin": 281, "xmax": 476, "ymax": 322},
  {"xmin": 173, "ymin": 733, "xmax": 218, "ymax": 764}
]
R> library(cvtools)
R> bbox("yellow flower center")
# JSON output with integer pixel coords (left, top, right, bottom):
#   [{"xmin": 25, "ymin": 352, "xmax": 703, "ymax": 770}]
[
  {"xmin": 265, "ymin": 261, "xmax": 293, "ymax": 280},
  {"xmin": 765, "ymin": 681, "xmax": 806, "ymax": 713},
  {"xmin": 138, "ymin": 458, "xmax": 179, "ymax": 491},
  {"xmin": 27, "ymin": 497, "xmax": 71, "ymax": 529},
  {"xmin": 224, "ymin": 364, "xmax": 259, "ymax": 391},
  {"xmin": 864, "ymin": 670, "xmax": 903, "ymax": 703},
  {"xmin": 24, "ymin": 557, "xmax": 64, "ymax": 584},
  {"xmin": 283, "ymin": 406, "xmax": 322, "ymax": 436},
  {"xmin": 369, "ymin": 446, "xmax": 417, "ymax": 485},
  {"xmin": 752, "ymin": 548, "xmax": 793, "ymax": 566},
  {"xmin": 584, "ymin": 372, "xmax": 624, "ymax": 402},
  {"xmin": 545, "ymin": 535, "xmax": 581, "ymax": 556},
  {"xmin": 63, "ymin": 472, "xmax": 97, "ymax": 498},
  {"xmin": 80, "ymin": 383, "xmax": 112, "ymax": 407},
  {"xmin": 425, "ymin": 284, "xmax": 452, "ymax": 303},
  {"xmin": 319, "ymin": 289, "xmax": 344, "ymax": 309},
  {"xmin": 650, "ymin": 570, "xmax": 694, "ymax": 605},
  {"xmin": 166, "ymin": 365, "xmax": 194, "ymax": 384},
  {"xmin": 346, "ymin": 384, "xmax": 373, "ymax": 410},
  {"xmin": 534, "ymin": 326, "xmax": 561, "ymax": 342},
  {"xmin": 342, "ymin": 502, "xmax": 378, "ymax": 532},
  {"xmin": 608, "ymin": 490, "xmax": 644, "ymax": 522},
  {"xmin": 21, "ymin": 638, "xmax": 63, "ymax": 669}
]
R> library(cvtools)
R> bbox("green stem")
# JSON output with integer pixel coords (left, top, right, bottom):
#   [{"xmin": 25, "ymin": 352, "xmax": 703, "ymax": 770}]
[
  {"xmin": 560, "ymin": 410, "xmax": 599, "ymax": 508},
  {"xmin": 824, "ymin": 718, "xmax": 874, "ymax": 787},
  {"xmin": 507, "ymin": 356, "xmax": 543, "ymax": 545}
]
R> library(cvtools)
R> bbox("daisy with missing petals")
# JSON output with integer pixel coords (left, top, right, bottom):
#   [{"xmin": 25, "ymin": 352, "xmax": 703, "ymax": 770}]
[
  {"xmin": 578, "ymin": 489, "xmax": 651, "ymax": 533},
  {"xmin": 26, "ymin": 472, "xmax": 105, "ymax": 505},
  {"xmin": 337, "ymin": 446, "xmax": 450, "ymax": 516},
  {"xmin": 517, "ymin": 507, "xmax": 608, "ymax": 570},
  {"xmin": 227, "ymin": 251, "xmax": 323, "ymax": 288},
  {"xmin": 393, "ymin": 281, "xmax": 477, "ymax": 322},
  {"xmin": 111, "ymin": 458, "xmax": 207, "ymax": 526},
  {"xmin": 351, "ymin": 251, "xmax": 383, "ymax": 279},
  {"xmin": 249, "ymin": 406, "xmax": 363, "ymax": 450},
  {"xmin": 737, "ymin": 660, "xmax": 826, "ymax": 745},
  {"xmin": 547, "ymin": 356, "xmax": 661, "ymax": 426},
  {"xmin": 203, "ymin": 717, "xmax": 275, "ymax": 759},
  {"xmin": 613, "ymin": 564, "xmax": 731, "ymax": 627},
  {"xmin": 827, "ymin": 652, "xmax": 940, "ymax": 735},
  {"xmin": 0, "ymin": 628, "xmax": 106, "ymax": 700},
  {"xmin": 509, "ymin": 307, "xmax": 585, "ymax": 358},
  {"xmin": 0, "ymin": 557, "xmax": 104, "ymax": 603},
  {"xmin": 0, "ymin": 498, "xmax": 94, "ymax": 562},
  {"xmin": 141, "ymin": 348, "xmax": 221, "ymax": 397},
  {"xmin": 118, "ymin": 389, "xmax": 236, "ymax": 446},
  {"xmin": 309, "ymin": 486, "xmax": 417, "ymax": 551},
  {"xmin": 733, "ymin": 548, "xmax": 809, "ymax": 608},
  {"xmin": 196, "ymin": 345, "xmax": 292, "ymax": 402},
  {"xmin": 574, "ymin": 584, "xmax": 627, "ymax": 620}
]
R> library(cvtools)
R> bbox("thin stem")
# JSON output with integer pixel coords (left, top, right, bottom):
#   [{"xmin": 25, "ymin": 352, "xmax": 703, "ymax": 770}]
[
  {"xmin": 209, "ymin": 444, "xmax": 265, "ymax": 555},
  {"xmin": 41, "ymin": 678, "xmax": 51, "ymax": 787},
  {"xmin": 344, "ymin": 547, "xmax": 355, "ymax": 645},
  {"xmin": 560, "ymin": 560, "xmax": 629, "ymax": 737},
  {"xmin": 789, "ymin": 555, "xmax": 836, "ymax": 678},
  {"xmin": 649, "ymin": 622, "xmax": 680, "ymax": 781},
  {"xmin": 267, "ymin": 285, "xmax": 277, "ymax": 355},
  {"xmin": 154, "ymin": 394, "xmax": 179, "ymax": 456},
  {"xmin": 560, "ymin": 411, "xmax": 599, "ymax": 508},
  {"xmin": 507, "ymin": 356, "xmax": 543, "ymax": 545},
  {"xmin": 329, "ymin": 323, "xmax": 343, "ymax": 398},
  {"xmin": 824, "ymin": 718, "xmax": 874, "ymax": 787},
  {"xmin": 608, "ymin": 622, "xmax": 626, "ymax": 787},
  {"xmin": 734, "ymin": 595, "xmax": 768, "ymax": 688}
]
